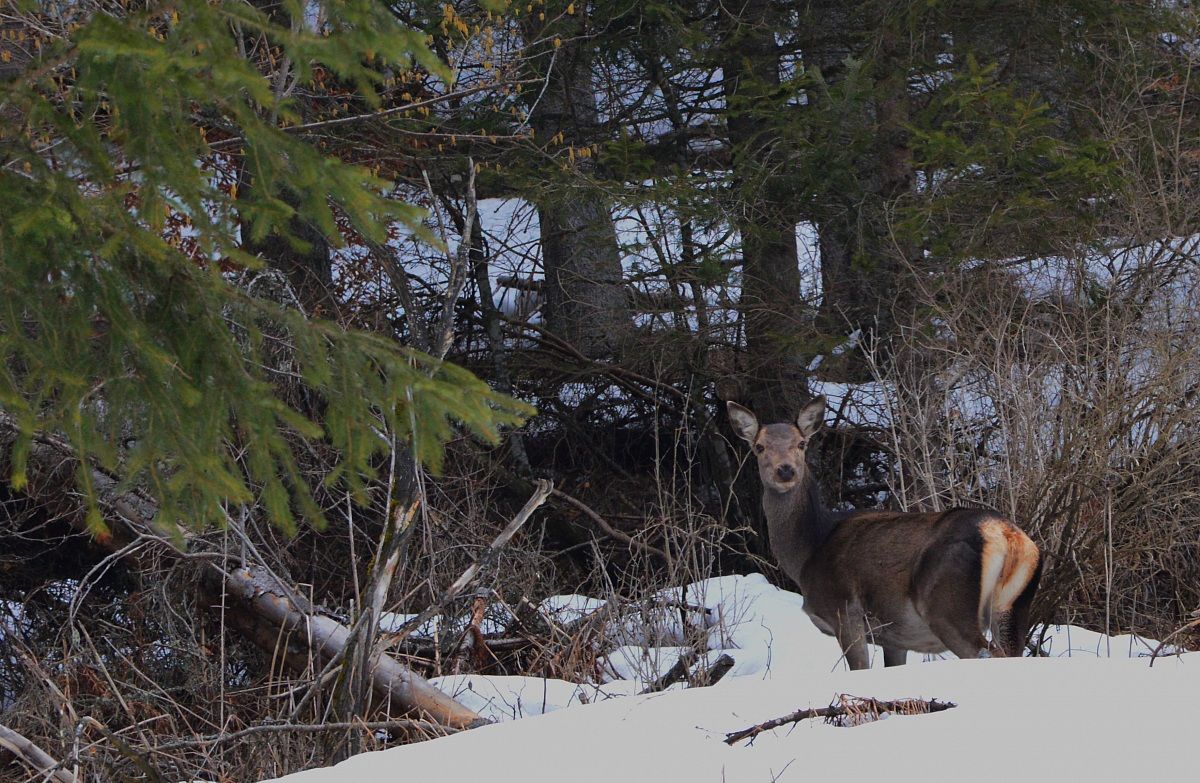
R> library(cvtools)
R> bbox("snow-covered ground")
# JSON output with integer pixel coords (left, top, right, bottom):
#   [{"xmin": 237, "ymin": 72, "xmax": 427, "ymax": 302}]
[{"xmin": 263, "ymin": 575, "xmax": 1195, "ymax": 782}]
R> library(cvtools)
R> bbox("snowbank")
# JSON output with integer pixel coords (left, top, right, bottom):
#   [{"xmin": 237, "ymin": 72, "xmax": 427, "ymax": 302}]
[
  {"xmin": 262, "ymin": 575, "xmax": 1192, "ymax": 783},
  {"xmin": 266, "ymin": 654, "xmax": 1196, "ymax": 783}
]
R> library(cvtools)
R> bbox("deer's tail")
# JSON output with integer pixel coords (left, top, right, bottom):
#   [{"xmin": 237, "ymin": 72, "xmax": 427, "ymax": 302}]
[{"xmin": 978, "ymin": 518, "xmax": 1041, "ymax": 654}]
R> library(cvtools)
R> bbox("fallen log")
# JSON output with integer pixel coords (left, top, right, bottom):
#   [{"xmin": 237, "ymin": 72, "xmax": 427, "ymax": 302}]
[
  {"xmin": 0, "ymin": 413, "xmax": 484, "ymax": 729},
  {"xmin": 640, "ymin": 649, "xmax": 696, "ymax": 694},
  {"xmin": 697, "ymin": 653, "xmax": 736, "ymax": 687},
  {"xmin": 0, "ymin": 722, "xmax": 78, "ymax": 783},
  {"xmin": 221, "ymin": 566, "xmax": 484, "ymax": 727}
]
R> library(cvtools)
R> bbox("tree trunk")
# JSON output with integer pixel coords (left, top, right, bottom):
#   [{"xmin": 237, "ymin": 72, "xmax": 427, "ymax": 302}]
[
  {"xmin": 236, "ymin": 0, "xmax": 339, "ymax": 320},
  {"xmin": 870, "ymin": 20, "xmax": 919, "ymax": 331},
  {"xmin": 238, "ymin": 175, "xmax": 339, "ymax": 319},
  {"xmin": 812, "ymin": 5, "xmax": 917, "ymax": 347},
  {"xmin": 522, "ymin": 4, "xmax": 632, "ymax": 360},
  {"xmin": 805, "ymin": 3, "xmax": 874, "ymax": 339},
  {"xmin": 720, "ymin": 0, "xmax": 808, "ymax": 424}
]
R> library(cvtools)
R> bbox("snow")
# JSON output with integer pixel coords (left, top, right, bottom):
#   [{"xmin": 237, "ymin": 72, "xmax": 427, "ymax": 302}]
[
  {"xmin": 379, "ymin": 605, "xmax": 513, "ymax": 637},
  {"xmin": 261, "ymin": 575, "xmax": 1193, "ymax": 783},
  {"xmin": 1034, "ymin": 624, "xmax": 1172, "ymax": 659},
  {"xmin": 429, "ymin": 675, "xmax": 639, "ymax": 722},
  {"xmin": 536, "ymin": 593, "xmax": 606, "ymax": 625}
]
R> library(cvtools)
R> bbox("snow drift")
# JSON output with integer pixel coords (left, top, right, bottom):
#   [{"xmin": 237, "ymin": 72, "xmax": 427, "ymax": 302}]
[{"xmin": 261, "ymin": 575, "xmax": 1194, "ymax": 783}]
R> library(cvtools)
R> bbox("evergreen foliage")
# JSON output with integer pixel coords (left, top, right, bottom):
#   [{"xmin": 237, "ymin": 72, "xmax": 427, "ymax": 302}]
[{"xmin": 0, "ymin": 0, "xmax": 533, "ymax": 535}]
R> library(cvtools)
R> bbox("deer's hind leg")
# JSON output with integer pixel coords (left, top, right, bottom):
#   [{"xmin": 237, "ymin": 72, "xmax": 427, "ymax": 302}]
[
  {"xmin": 914, "ymin": 541, "xmax": 996, "ymax": 660},
  {"xmin": 927, "ymin": 614, "xmax": 996, "ymax": 659},
  {"xmin": 995, "ymin": 557, "xmax": 1043, "ymax": 656},
  {"xmin": 882, "ymin": 647, "xmax": 907, "ymax": 666},
  {"xmin": 834, "ymin": 605, "xmax": 872, "ymax": 670}
]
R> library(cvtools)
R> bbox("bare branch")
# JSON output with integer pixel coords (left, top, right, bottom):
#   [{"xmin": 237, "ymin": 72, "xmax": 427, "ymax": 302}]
[
  {"xmin": 380, "ymin": 479, "xmax": 553, "ymax": 648},
  {"xmin": 551, "ymin": 488, "xmax": 672, "ymax": 565},
  {"xmin": 724, "ymin": 696, "xmax": 957, "ymax": 746},
  {"xmin": 0, "ymin": 723, "xmax": 78, "ymax": 783}
]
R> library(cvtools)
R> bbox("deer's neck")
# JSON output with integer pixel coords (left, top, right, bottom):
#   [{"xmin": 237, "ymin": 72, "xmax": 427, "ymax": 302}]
[{"xmin": 762, "ymin": 471, "xmax": 836, "ymax": 586}]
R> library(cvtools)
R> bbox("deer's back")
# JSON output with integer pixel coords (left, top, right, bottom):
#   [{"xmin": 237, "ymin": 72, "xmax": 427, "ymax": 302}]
[{"xmin": 797, "ymin": 508, "xmax": 1015, "ymax": 650}]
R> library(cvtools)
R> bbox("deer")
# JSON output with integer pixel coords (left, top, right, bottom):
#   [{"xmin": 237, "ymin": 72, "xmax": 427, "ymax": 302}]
[{"xmin": 727, "ymin": 396, "xmax": 1041, "ymax": 670}]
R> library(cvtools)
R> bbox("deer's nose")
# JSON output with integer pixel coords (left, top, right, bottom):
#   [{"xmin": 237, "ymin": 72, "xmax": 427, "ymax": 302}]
[{"xmin": 776, "ymin": 464, "xmax": 795, "ymax": 482}]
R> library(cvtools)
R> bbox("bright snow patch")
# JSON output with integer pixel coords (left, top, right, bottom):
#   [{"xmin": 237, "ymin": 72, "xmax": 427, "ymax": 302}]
[
  {"xmin": 537, "ymin": 593, "xmax": 606, "ymax": 625},
  {"xmin": 429, "ymin": 675, "xmax": 639, "ymax": 722},
  {"xmin": 263, "ymin": 575, "xmax": 1191, "ymax": 783}
]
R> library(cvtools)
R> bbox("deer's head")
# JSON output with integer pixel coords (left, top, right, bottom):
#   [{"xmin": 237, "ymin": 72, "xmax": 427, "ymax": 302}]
[{"xmin": 727, "ymin": 397, "xmax": 826, "ymax": 492}]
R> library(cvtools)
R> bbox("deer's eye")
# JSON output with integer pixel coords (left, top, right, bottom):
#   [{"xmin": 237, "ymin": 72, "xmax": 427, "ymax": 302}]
[{"xmin": 754, "ymin": 443, "xmax": 765, "ymax": 454}]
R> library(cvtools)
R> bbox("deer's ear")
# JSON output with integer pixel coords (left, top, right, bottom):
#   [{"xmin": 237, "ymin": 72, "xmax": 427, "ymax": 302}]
[
  {"xmin": 796, "ymin": 396, "xmax": 827, "ymax": 437},
  {"xmin": 726, "ymin": 401, "xmax": 760, "ymax": 443}
]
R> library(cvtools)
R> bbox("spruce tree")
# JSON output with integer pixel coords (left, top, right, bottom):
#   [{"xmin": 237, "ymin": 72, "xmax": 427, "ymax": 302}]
[{"xmin": 0, "ymin": 0, "xmax": 532, "ymax": 535}]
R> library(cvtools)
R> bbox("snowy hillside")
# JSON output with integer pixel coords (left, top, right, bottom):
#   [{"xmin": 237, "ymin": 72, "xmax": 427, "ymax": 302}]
[{"xmin": 261, "ymin": 575, "xmax": 1195, "ymax": 783}]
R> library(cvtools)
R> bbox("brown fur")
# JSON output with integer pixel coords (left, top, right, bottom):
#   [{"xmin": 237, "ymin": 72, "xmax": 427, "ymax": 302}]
[{"xmin": 728, "ymin": 397, "xmax": 1041, "ymax": 669}]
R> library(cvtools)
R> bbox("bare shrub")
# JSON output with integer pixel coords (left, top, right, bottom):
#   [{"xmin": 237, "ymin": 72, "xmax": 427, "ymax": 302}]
[{"xmin": 870, "ymin": 241, "xmax": 1200, "ymax": 639}]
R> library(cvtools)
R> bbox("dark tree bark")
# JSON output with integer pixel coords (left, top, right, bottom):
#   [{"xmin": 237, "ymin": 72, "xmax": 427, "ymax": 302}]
[
  {"xmin": 250, "ymin": 212, "xmax": 335, "ymax": 316},
  {"xmin": 236, "ymin": 0, "xmax": 338, "ymax": 319},
  {"xmin": 867, "ymin": 20, "xmax": 920, "ymax": 333},
  {"xmin": 803, "ymin": 2, "xmax": 879, "ymax": 340},
  {"xmin": 806, "ymin": 4, "xmax": 916, "ymax": 352},
  {"xmin": 238, "ymin": 174, "xmax": 339, "ymax": 319},
  {"xmin": 719, "ymin": 0, "xmax": 809, "ymax": 424},
  {"xmin": 522, "ymin": 4, "xmax": 632, "ymax": 360}
]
